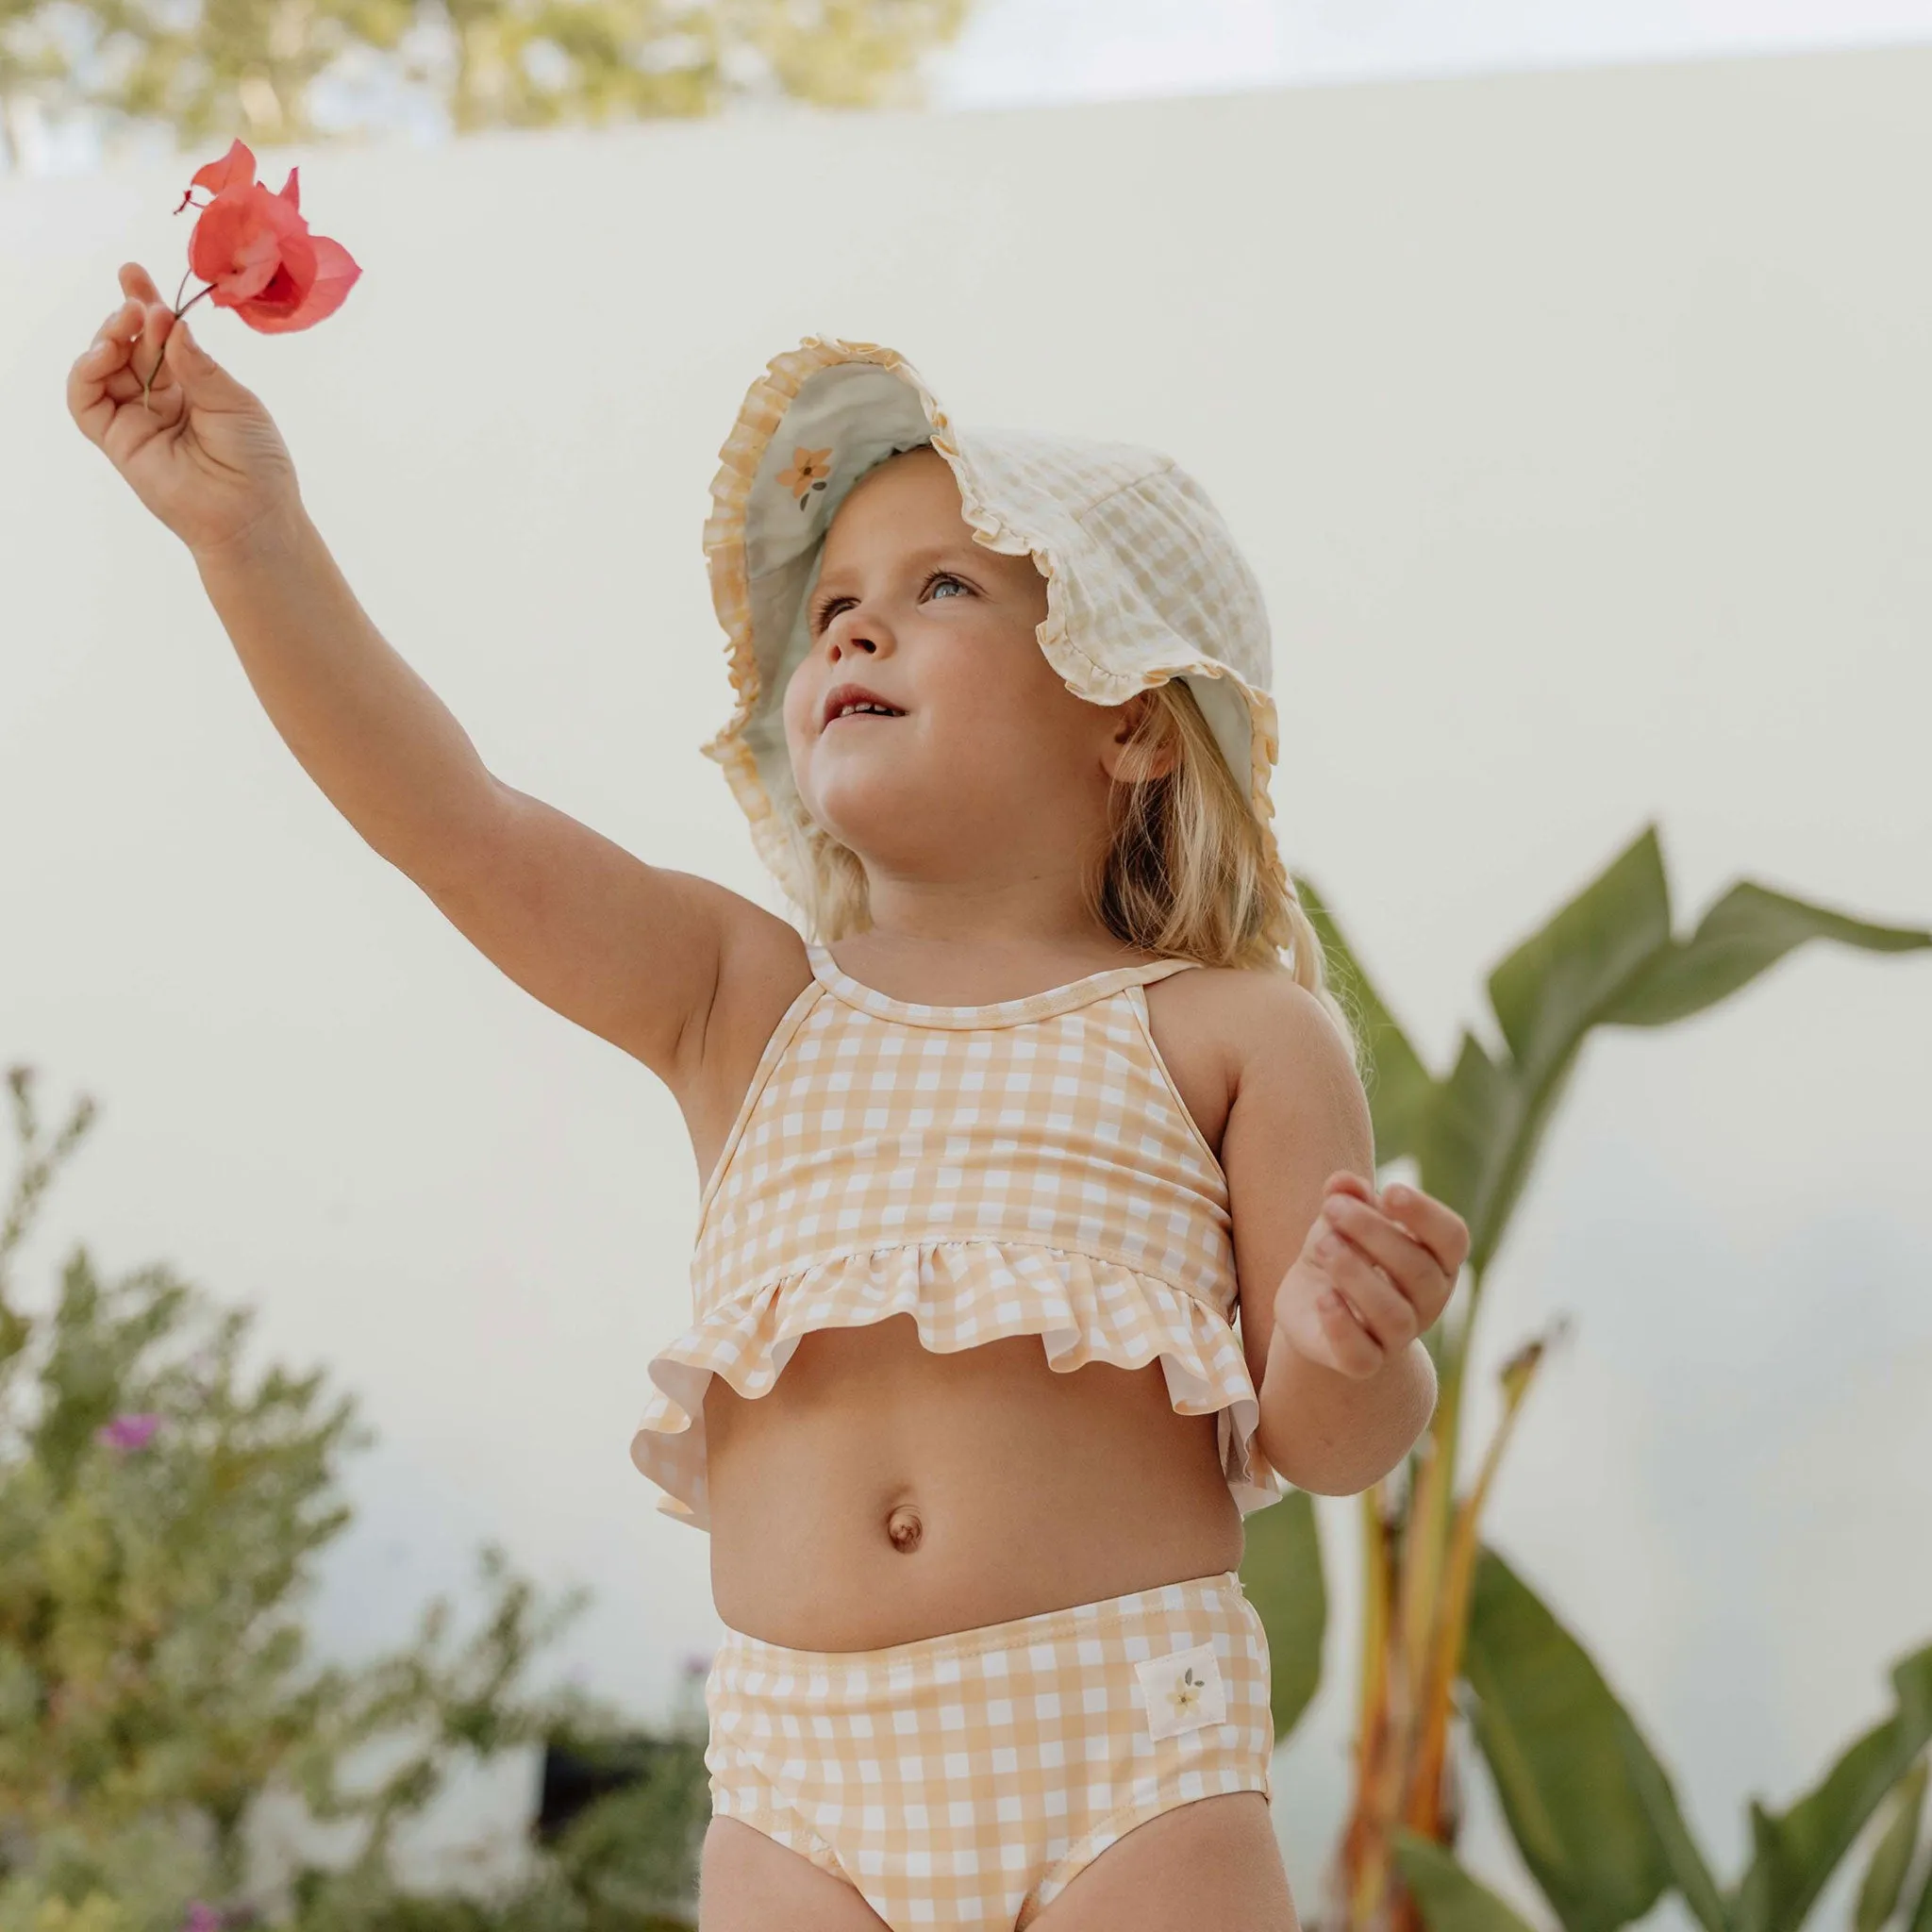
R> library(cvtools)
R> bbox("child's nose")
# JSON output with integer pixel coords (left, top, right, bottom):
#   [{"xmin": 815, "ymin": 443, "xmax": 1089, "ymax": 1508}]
[{"xmin": 825, "ymin": 611, "xmax": 891, "ymax": 661}]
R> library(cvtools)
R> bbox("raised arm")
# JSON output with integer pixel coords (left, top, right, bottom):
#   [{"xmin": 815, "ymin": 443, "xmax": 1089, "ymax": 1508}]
[
  {"xmin": 190, "ymin": 505, "xmax": 765, "ymax": 1079},
  {"xmin": 67, "ymin": 263, "xmax": 789, "ymax": 1096}
]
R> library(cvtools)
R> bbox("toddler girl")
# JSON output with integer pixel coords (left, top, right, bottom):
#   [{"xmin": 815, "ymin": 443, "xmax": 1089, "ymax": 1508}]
[{"xmin": 69, "ymin": 278, "xmax": 1469, "ymax": 1932}]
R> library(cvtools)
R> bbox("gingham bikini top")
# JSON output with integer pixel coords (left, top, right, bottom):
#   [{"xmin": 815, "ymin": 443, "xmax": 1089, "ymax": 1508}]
[{"xmin": 629, "ymin": 943, "xmax": 1283, "ymax": 1532}]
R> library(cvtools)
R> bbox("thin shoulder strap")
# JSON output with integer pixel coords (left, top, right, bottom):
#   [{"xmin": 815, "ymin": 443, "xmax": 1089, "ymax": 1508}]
[
  {"xmin": 808, "ymin": 943, "xmax": 1202, "ymax": 1030},
  {"xmin": 1113, "ymin": 958, "xmax": 1203, "ymax": 991}
]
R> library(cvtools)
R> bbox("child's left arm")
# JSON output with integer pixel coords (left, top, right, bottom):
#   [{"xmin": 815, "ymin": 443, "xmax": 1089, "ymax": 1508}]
[{"xmin": 1220, "ymin": 976, "xmax": 1470, "ymax": 1497}]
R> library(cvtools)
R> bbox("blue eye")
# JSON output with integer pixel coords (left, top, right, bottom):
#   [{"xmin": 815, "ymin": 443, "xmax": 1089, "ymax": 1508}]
[{"xmin": 927, "ymin": 573, "xmax": 968, "ymax": 600}]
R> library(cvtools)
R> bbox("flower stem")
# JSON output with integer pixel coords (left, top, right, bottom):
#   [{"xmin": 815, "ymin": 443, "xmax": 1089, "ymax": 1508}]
[{"xmin": 141, "ymin": 283, "xmax": 216, "ymax": 413}]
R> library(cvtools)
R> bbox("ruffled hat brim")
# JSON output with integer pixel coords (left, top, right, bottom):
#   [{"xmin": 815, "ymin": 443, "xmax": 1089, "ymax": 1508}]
[{"xmin": 702, "ymin": 336, "xmax": 1285, "ymax": 908}]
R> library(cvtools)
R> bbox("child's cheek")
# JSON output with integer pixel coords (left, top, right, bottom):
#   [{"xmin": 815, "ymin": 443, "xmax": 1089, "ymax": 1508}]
[{"xmin": 781, "ymin": 671, "xmax": 818, "ymax": 758}]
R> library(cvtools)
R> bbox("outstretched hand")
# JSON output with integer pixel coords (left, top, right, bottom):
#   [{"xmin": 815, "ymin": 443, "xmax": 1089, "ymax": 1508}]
[
  {"xmin": 1272, "ymin": 1171, "xmax": 1469, "ymax": 1380},
  {"xmin": 66, "ymin": 261, "xmax": 300, "ymax": 559}
]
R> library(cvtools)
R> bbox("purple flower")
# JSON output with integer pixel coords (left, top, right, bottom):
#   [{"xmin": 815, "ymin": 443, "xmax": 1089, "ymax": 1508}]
[
  {"xmin": 681, "ymin": 1650, "xmax": 715, "ymax": 1676},
  {"xmin": 96, "ymin": 1412, "xmax": 161, "ymax": 1453},
  {"xmin": 182, "ymin": 1905, "xmax": 223, "ymax": 1932}
]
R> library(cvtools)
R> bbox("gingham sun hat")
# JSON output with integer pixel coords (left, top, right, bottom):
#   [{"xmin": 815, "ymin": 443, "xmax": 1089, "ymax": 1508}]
[{"xmin": 702, "ymin": 338, "xmax": 1286, "ymax": 906}]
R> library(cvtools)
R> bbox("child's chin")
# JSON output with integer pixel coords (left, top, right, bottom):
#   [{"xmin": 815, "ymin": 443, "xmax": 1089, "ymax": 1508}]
[
  {"xmin": 809, "ymin": 788, "xmax": 950, "ymax": 864},
  {"xmin": 807, "ymin": 764, "xmax": 921, "ymax": 828}
]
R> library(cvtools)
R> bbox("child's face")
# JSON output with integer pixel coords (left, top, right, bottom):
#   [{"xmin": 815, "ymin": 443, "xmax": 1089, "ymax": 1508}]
[{"xmin": 782, "ymin": 448, "xmax": 1135, "ymax": 891}]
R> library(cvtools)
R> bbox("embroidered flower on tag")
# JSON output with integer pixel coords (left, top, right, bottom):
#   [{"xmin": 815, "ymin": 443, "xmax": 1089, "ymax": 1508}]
[
  {"xmin": 1169, "ymin": 1665, "xmax": 1207, "ymax": 1720},
  {"xmin": 1136, "ymin": 1641, "xmax": 1228, "ymax": 1741},
  {"xmin": 777, "ymin": 445, "xmax": 833, "ymax": 508}
]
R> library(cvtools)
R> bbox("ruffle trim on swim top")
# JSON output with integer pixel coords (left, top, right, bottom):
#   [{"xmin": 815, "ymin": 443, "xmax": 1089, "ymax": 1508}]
[{"xmin": 629, "ymin": 1239, "xmax": 1284, "ymax": 1534}]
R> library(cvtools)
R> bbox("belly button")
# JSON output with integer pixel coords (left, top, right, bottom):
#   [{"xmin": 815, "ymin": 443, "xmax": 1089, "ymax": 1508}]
[{"xmin": 886, "ymin": 1504, "xmax": 924, "ymax": 1553}]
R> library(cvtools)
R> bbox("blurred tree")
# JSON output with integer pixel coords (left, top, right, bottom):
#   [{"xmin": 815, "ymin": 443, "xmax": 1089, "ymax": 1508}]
[
  {"xmin": 0, "ymin": 0, "xmax": 967, "ymax": 168},
  {"xmin": 0, "ymin": 0, "xmax": 72, "ymax": 165},
  {"xmin": 0, "ymin": 1063, "xmax": 708, "ymax": 1929}
]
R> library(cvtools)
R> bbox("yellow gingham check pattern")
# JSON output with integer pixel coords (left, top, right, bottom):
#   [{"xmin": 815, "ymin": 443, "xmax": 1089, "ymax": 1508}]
[
  {"xmin": 704, "ymin": 1567, "xmax": 1274, "ymax": 1930},
  {"xmin": 630, "ymin": 951, "xmax": 1283, "ymax": 1531}
]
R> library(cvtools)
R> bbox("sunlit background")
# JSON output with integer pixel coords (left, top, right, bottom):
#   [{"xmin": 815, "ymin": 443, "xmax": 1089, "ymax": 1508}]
[
  {"xmin": 11, "ymin": 0, "xmax": 1932, "ymax": 174},
  {"xmin": 3, "ymin": 3, "xmax": 1931, "ymax": 1925}
]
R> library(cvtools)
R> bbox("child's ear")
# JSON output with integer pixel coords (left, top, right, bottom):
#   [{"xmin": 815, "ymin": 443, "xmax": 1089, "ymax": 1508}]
[{"xmin": 1099, "ymin": 693, "xmax": 1177, "ymax": 784}]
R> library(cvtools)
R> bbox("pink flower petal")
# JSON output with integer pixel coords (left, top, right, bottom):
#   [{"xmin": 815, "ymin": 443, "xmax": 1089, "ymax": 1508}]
[
  {"xmin": 241, "ymin": 233, "xmax": 360, "ymax": 334},
  {"xmin": 189, "ymin": 187, "xmax": 288, "ymax": 303},
  {"xmin": 188, "ymin": 139, "xmax": 254, "ymax": 198}
]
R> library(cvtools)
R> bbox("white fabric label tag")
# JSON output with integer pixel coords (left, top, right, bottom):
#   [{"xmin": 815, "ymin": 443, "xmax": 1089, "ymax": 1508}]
[{"xmin": 1137, "ymin": 1641, "xmax": 1227, "ymax": 1740}]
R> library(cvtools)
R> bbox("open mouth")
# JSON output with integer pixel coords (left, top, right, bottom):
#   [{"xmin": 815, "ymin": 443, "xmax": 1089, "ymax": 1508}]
[{"xmin": 822, "ymin": 683, "xmax": 906, "ymax": 728}]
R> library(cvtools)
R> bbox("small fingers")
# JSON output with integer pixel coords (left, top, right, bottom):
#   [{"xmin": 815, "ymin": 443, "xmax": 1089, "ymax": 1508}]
[
  {"xmin": 1314, "ymin": 1236, "xmax": 1419, "ymax": 1352},
  {"xmin": 69, "ymin": 298, "xmax": 175, "ymax": 437},
  {"xmin": 1312, "ymin": 1287, "xmax": 1384, "ymax": 1378},
  {"xmin": 1380, "ymin": 1183, "xmax": 1472, "ymax": 1279},
  {"xmin": 78, "ymin": 299, "xmax": 142, "ymax": 380},
  {"xmin": 94, "ymin": 296, "xmax": 141, "ymax": 345},
  {"xmin": 118, "ymin": 260, "xmax": 166, "ymax": 307},
  {"xmin": 69, "ymin": 327, "xmax": 125, "ymax": 435},
  {"xmin": 138, "ymin": 302, "xmax": 174, "ymax": 377},
  {"xmin": 1323, "ymin": 1194, "xmax": 1451, "ymax": 1330}
]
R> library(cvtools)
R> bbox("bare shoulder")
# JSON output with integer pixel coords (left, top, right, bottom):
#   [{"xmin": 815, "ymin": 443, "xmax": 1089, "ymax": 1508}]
[{"xmin": 1143, "ymin": 962, "xmax": 1366, "ymax": 1160}]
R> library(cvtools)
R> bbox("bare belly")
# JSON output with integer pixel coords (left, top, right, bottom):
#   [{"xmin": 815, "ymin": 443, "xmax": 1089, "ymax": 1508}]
[{"xmin": 702, "ymin": 1312, "xmax": 1246, "ymax": 1651}]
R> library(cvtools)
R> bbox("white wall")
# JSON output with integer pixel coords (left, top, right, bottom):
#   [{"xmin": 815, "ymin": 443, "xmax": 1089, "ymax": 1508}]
[{"xmin": 4, "ymin": 44, "xmax": 1930, "ymax": 1910}]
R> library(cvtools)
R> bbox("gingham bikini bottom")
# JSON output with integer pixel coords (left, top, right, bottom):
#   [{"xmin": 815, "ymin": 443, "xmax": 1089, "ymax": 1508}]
[{"xmin": 703, "ymin": 1568, "xmax": 1275, "ymax": 1930}]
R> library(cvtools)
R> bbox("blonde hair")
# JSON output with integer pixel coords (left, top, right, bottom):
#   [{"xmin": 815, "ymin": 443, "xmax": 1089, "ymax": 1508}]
[{"xmin": 783, "ymin": 677, "xmax": 1358, "ymax": 1060}]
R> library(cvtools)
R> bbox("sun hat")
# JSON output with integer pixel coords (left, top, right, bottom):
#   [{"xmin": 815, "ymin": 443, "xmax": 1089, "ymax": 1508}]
[{"xmin": 702, "ymin": 337, "xmax": 1286, "ymax": 908}]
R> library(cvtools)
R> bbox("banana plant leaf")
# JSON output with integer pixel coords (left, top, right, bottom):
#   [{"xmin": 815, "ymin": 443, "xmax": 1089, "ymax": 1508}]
[
  {"xmin": 1462, "ymin": 1546, "xmax": 1714, "ymax": 1932},
  {"xmin": 1609, "ymin": 1695, "xmax": 1733, "ymax": 1932},
  {"xmin": 1238, "ymin": 1486, "xmax": 1326, "ymax": 1743},
  {"xmin": 1734, "ymin": 1646, "xmax": 1932, "ymax": 1932},
  {"xmin": 1856, "ymin": 1761, "xmax": 1927, "ymax": 1932},
  {"xmin": 1907, "ymin": 1832, "xmax": 1932, "ymax": 1932},
  {"xmin": 1395, "ymin": 1831, "xmax": 1543, "ymax": 1932},
  {"xmin": 1305, "ymin": 829, "xmax": 1931, "ymax": 1279}
]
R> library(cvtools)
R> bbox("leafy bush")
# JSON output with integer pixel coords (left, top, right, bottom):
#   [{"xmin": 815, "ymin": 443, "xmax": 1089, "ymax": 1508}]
[{"xmin": 0, "ymin": 1065, "xmax": 708, "ymax": 1931}]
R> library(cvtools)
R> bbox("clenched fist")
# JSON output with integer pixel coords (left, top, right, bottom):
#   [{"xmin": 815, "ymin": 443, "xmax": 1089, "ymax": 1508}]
[
  {"xmin": 1272, "ymin": 1171, "xmax": 1469, "ymax": 1380},
  {"xmin": 67, "ymin": 260, "xmax": 300, "ymax": 559}
]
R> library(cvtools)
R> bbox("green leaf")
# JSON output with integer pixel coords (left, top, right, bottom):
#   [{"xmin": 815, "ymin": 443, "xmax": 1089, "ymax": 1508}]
[
  {"xmin": 1238, "ymin": 1487, "xmax": 1325, "ymax": 1744},
  {"xmin": 1857, "ymin": 1760, "xmax": 1927, "ymax": 1932},
  {"xmin": 1607, "ymin": 1700, "xmax": 1732, "ymax": 1932},
  {"xmin": 1608, "ymin": 883, "xmax": 1930, "ymax": 1027},
  {"xmin": 1296, "ymin": 875, "xmax": 1436, "ymax": 1166},
  {"xmin": 1446, "ymin": 829, "xmax": 1670, "ymax": 1271},
  {"xmin": 1735, "ymin": 1647, "xmax": 1932, "ymax": 1932},
  {"xmin": 1420, "ymin": 825, "xmax": 1929, "ymax": 1277},
  {"xmin": 1906, "ymin": 1831, "xmax": 1932, "ymax": 1932},
  {"xmin": 1395, "ymin": 1832, "xmax": 1544, "ymax": 1932},
  {"xmin": 1463, "ymin": 1547, "xmax": 1680, "ymax": 1932},
  {"xmin": 1419, "ymin": 1028, "xmax": 1525, "ymax": 1261},
  {"xmin": 1487, "ymin": 827, "xmax": 1673, "ymax": 1084}
]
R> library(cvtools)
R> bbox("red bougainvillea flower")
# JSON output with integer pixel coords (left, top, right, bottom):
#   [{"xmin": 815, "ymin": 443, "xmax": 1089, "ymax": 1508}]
[
  {"xmin": 141, "ymin": 136, "xmax": 360, "ymax": 408},
  {"xmin": 179, "ymin": 138, "xmax": 360, "ymax": 332}
]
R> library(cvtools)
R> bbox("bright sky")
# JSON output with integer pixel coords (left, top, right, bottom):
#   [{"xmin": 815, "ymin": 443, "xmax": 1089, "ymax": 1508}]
[{"xmin": 927, "ymin": 0, "xmax": 1932, "ymax": 104}]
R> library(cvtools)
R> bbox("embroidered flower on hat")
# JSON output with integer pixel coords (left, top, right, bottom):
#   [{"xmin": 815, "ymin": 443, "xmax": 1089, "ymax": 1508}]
[{"xmin": 776, "ymin": 445, "xmax": 833, "ymax": 508}]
